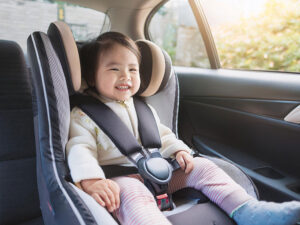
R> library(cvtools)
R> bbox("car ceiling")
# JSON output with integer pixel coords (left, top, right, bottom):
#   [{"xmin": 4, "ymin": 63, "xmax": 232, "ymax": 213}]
[
  {"xmin": 64, "ymin": 0, "xmax": 164, "ymax": 11},
  {"xmin": 63, "ymin": 0, "xmax": 166, "ymax": 39}
]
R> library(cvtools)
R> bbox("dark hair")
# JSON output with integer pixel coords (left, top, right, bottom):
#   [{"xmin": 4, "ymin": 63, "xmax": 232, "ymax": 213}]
[{"xmin": 79, "ymin": 31, "xmax": 141, "ymax": 87}]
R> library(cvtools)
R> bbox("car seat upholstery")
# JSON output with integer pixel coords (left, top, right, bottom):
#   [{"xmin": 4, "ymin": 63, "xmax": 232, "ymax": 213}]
[
  {"xmin": 27, "ymin": 31, "xmax": 119, "ymax": 225},
  {"xmin": 0, "ymin": 40, "xmax": 43, "ymax": 225},
  {"xmin": 28, "ymin": 21, "xmax": 258, "ymax": 225}
]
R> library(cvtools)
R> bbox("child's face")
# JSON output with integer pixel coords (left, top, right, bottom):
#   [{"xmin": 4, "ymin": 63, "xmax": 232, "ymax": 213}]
[{"xmin": 95, "ymin": 43, "xmax": 140, "ymax": 101}]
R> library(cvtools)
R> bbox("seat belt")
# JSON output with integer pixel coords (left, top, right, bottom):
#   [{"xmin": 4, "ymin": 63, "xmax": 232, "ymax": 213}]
[{"xmin": 71, "ymin": 94, "xmax": 179, "ymax": 210}]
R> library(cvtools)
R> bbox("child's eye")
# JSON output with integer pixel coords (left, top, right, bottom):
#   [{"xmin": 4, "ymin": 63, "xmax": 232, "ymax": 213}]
[
  {"xmin": 110, "ymin": 68, "xmax": 119, "ymax": 71},
  {"xmin": 130, "ymin": 68, "xmax": 138, "ymax": 72}
]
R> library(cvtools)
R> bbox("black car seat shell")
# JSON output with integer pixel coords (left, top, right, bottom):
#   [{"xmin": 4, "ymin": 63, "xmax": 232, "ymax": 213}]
[
  {"xmin": 27, "ymin": 21, "xmax": 258, "ymax": 225},
  {"xmin": 27, "ymin": 32, "xmax": 105, "ymax": 225},
  {"xmin": 0, "ymin": 40, "xmax": 43, "ymax": 225}
]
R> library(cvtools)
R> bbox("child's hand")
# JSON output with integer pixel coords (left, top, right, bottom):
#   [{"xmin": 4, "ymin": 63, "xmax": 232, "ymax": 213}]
[
  {"xmin": 175, "ymin": 150, "xmax": 194, "ymax": 174},
  {"xmin": 81, "ymin": 178, "xmax": 120, "ymax": 212}
]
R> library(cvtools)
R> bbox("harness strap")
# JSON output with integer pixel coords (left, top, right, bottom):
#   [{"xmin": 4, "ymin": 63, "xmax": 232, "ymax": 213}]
[
  {"xmin": 71, "ymin": 94, "xmax": 142, "ymax": 156},
  {"xmin": 133, "ymin": 97, "xmax": 161, "ymax": 149},
  {"xmin": 144, "ymin": 180, "xmax": 174, "ymax": 211}
]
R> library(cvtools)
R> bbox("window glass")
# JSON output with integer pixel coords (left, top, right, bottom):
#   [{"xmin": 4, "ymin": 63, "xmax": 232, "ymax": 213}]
[
  {"xmin": 148, "ymin": 0, "xmax": 210, "ymax": 68},
  {"xmin": 201, "ymin": 0, "xmax": 300, "ymax": 72},
  {"xmin": 0, "ymin": 0, "xmax": 109, "ymax": 52}
]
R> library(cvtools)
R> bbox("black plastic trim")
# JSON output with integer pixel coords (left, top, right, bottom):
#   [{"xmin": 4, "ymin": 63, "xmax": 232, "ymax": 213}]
[
  {"xmin": 193, "ymin": 136, "xmax": 300, "ymax": 201},
  {"xmin": 176, "ymin": 67, "xmax": 300, "ymax": 101},
  {"xmin": 183, "ymin": 97, "xmax": 300, "ymax": 119}
]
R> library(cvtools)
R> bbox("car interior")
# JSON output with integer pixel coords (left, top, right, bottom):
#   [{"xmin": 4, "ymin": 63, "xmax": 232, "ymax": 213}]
[{"xmin": 1, "ymin": 0, "xmax": 300, "ymax": 225}]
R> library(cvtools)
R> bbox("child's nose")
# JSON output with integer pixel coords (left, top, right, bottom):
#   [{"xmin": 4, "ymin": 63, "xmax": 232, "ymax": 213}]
[{"xmin": 120, "ymin": 71, "xmax": 131, "ymax": 80}]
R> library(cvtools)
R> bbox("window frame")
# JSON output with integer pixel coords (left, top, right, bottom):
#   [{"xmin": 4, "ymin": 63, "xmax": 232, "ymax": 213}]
[
  {"xmin": 144, "ymin": 0, "xmax": 220, "ymax": 69},
  {"xmin": 0, "ymin": 0, "xmax": 109, "ymax": 52}
]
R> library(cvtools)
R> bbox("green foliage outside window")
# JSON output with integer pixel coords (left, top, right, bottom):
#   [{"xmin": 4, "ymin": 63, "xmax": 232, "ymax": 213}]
[
  {"xmin": 214, "ymin": 0, "xmax": 300, "ymax": 72},
  {"xmin": 149, "ymin": 1, "xmax": 210, "ymax": 68},
  {"xmin": 161, "ymin": 23, "xmax": 178, "ymax": 62}
]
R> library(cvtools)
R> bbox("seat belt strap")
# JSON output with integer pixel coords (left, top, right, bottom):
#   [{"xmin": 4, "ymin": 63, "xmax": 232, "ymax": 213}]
[
  {"xmin": 133, "ymin": 97, "xmax": 161, "ymax": 149},
  {"xmin": 71, "ymin": 94, "xmax": 142, "ymax": 156}
]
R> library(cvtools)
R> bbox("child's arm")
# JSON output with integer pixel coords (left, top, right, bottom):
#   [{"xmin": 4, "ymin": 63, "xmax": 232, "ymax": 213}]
[
  {"xmin": 67, "ymin": 108, "xmax": 120, "ymax": 211},
  {"xmin": 81, "ymin": 178, "xmax": 120, "ymax": 212},
  {"xmin": 175, "ymin": 150, "xmax": 194, "ymax": 174},
  {"xmin": 66, "ymin": 108, "xmax": 106, "ymax": 185}
]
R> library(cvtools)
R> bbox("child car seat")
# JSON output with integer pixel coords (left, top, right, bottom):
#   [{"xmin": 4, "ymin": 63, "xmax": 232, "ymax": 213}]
[
  {"xmin": 47, "ymin": 21, "xmax": 258, "ymax": 199},
  {"xmin": 27, "ymin": 21, "xmax": 258, "ymax": 225},
  {"xmin": 0, "ymin": 40, "xmax": 43, "ymax": 225}
]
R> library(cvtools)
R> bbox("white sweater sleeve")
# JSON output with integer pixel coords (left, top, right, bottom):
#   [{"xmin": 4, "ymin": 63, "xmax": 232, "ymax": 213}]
[
  {"xmin": 66, "ymin": 108, "xmax": 106, "ymax": 183},
  {"xmin": 148, "ymin": 105, "xmax": 192, "ymax": 158}
]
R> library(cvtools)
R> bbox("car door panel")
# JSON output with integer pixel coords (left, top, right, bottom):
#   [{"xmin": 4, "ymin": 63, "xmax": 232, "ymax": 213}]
[
  {"xmin": 183, "ymin": 97, "xmax": 299, "ymax": 119},
  {"xmin": 176, "ymin": 66, "xmax": 300, "ymax": 202}
]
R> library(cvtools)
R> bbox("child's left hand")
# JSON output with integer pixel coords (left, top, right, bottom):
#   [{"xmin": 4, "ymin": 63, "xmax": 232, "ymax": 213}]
[{"xmin": 175, "ymin": 150, "xmax": 194, "ymax": 174}]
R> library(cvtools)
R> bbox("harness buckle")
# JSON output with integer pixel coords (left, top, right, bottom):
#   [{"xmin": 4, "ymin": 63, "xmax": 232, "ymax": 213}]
[{"xmin": 156, "ymin": 193, "xmax": 173, "ymax": 211}]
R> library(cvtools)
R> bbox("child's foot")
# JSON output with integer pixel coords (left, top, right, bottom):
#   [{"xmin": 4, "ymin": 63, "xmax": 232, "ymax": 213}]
[{"xmin": 232, "ymin": 199, "xmax": 300, "ymax": 225}]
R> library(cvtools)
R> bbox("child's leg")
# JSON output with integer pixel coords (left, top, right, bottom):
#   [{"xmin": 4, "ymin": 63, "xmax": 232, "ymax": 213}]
[
  {"xmin": 232, "ymin": 199, "xmax": 300, "ymax": 225},
  {"xmin": 168, "ymin": 157, "xmax": 252, "ymax": 214},
  {"xmin": 168, "ymin": 157, "xmax": 300, "ymax": 225},
  {"xmin": 112, "ymin": 175, "xmax": 171, "ymax": 225}
]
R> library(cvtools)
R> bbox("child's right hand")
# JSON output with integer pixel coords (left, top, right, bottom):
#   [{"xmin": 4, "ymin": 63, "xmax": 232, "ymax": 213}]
[{"xmin": 81, "ymin": 178, "xmax": 120, "ymax": 212}]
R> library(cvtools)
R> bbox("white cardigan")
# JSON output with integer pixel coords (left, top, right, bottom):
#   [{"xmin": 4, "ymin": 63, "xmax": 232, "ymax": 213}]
[{"xmin": 66, "ymin": 94, "xmax": 191, "ymax": 183}]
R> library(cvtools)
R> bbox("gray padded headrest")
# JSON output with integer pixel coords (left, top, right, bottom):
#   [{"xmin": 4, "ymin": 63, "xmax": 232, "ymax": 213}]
[
  {"xmin": 47, "ymin": 21, "xmax": 172, "ymax": 97},
  {"xmin": 47, "ymin": 21, "xmax": 81, "ymax": 95},
  {"xmin": 136, "ymin": 40, "xmax": 173, "ymax": 97}
]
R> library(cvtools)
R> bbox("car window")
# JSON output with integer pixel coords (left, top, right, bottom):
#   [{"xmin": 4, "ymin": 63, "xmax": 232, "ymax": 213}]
[
  {"xmin": 148, "ymin": 0, "xmax": 210, "ymax": 68},
  {"xmin": 0, "ymin": 0, "xmax": 109, "ymax": 52},
  {"xmin": 201, "ymin": 0, "xmax": 300, "ymax": 72}
]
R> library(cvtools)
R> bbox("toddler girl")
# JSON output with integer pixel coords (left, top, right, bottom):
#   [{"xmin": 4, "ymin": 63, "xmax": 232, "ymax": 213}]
[{"xmin": 66, "ymin": 31, "xmax": 300, "ymax": 225}]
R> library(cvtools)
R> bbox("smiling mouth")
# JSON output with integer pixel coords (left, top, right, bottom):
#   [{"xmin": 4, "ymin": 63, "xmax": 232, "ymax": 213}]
[{"xmin": 116, "ymin": 85, "xmax": 131, "ymax": 91}]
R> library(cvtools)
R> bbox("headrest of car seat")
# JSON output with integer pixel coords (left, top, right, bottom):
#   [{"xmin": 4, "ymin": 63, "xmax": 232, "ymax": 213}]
[
  {"xmin": 0, "ymin": 39, "xmax": 35, "ymax": 159},
  {"xmin": 47, "ymin": 21, "xmax": 81, "ymax": 95},
  {"xmin": 0, "ymin": 40, "xmax": 32, "ymax": 110},
  {"xmin": 47, "ymin": 21, "xmax": 172, "ymax": 97},
  {"xmin": 136, "ymin": 40, "xmax": 173, "ymax": 97}
]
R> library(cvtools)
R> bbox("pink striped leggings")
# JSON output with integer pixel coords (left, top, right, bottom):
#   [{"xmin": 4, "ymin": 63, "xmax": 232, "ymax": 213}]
[{"xmin": 112, "ymin": 157, "xmax": 253, "ymax": 225}]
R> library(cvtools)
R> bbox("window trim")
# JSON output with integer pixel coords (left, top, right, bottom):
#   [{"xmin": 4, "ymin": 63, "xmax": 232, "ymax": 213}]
[
  {"xmin": 145, "ymin": 0, "xmax": 220, "ymax": 69},
  {"xmin": 188, "ymin": 0, "xmax": 220, "ymax": 69},
  {"xmin": 144, "ymin": 0, "xmax": 168, "ymax": 41}
]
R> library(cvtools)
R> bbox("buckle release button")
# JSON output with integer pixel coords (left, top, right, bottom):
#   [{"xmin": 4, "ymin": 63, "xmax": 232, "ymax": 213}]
[{"xmin": 145, "ymin": 158, "xmax": 170, "ymax": 180}]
